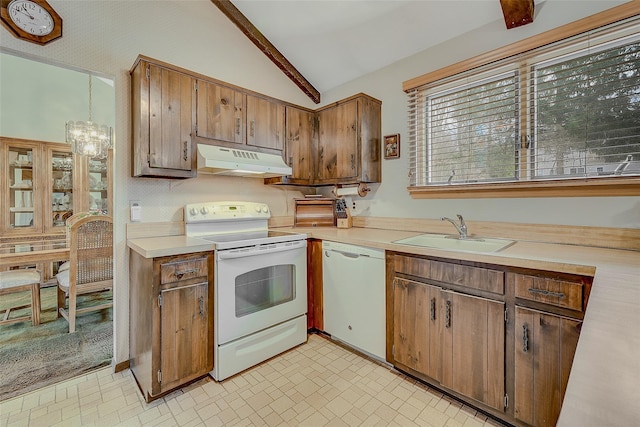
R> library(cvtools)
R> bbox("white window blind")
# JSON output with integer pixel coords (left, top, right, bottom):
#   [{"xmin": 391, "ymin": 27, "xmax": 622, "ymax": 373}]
[{"xmin": 408, "ymin": 18, "xmax": 640, "ymax": 188}]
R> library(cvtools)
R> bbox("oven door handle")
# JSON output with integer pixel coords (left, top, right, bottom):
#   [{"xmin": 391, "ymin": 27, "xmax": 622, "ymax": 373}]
[{"xmin": 217, "ymin": 240, "xmax": 306, "ymax": 260}]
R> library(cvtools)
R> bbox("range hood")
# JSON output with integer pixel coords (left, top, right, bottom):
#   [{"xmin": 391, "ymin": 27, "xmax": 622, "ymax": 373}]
[{"xmin": 197, "ymin": 144, "xmax": 292, "ymax": 178}]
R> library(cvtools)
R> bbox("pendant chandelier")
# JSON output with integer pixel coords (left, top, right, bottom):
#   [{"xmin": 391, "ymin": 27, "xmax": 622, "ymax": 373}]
[{"xmin": 65, "ymin": 74, "xmax": 113, "ymax": 159}]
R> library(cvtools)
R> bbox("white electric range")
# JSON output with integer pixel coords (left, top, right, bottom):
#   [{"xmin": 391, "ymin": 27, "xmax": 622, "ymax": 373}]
[{"xmin": 184, "ymin": 201, "xmax": 308, "ymax": 381}]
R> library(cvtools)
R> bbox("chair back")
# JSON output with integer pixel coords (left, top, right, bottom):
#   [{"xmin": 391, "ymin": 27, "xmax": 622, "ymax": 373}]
[{"xmin": 67, "ymin": 214, "xmax": 113, "ymax": 288}]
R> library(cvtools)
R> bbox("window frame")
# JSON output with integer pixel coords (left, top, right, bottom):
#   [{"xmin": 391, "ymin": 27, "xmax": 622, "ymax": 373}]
[{"xmin": 404, "ymin": 4, "xmax": 640, "ymax": 198}]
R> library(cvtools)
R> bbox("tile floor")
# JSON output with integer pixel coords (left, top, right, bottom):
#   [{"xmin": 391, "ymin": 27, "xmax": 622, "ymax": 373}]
[{"xmin": 0, "ymin": 334, "xmax": 506, "ymax": 427}]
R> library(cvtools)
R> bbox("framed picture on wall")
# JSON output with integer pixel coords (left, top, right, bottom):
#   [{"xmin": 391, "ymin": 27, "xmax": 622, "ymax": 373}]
[{"xmin": 384, "ymin": 134, "xmax": 400, "ymax": 159}]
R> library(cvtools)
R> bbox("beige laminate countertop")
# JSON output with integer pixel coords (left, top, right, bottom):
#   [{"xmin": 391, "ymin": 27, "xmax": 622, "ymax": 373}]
[
  {"xmin": 127, "ymin": 235, "xmax": 213, "ymax": 258},
  {"xmin": 127, "ymin": 226, "xmax": 640, "ymax": 426}
]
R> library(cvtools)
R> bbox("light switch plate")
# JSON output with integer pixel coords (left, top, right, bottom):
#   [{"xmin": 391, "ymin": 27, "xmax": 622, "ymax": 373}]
[{"xmin": 130, "ymin": 200, "xmax": 141, "ymax": 222}]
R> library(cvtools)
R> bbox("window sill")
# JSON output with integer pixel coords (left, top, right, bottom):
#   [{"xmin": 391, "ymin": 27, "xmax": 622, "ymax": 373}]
[{"xmin": 408, "ymin": 177, "xmax": 640, "ymax": 199}]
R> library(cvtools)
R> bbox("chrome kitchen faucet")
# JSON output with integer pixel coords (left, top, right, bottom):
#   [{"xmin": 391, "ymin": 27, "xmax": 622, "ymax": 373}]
[{"xmin": 442, "ymin": 214, "xmax": 468, "ymax": 239}]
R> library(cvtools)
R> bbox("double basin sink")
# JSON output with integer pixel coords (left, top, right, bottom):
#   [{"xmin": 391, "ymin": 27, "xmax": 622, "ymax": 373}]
[{"xmin": 393, "ymin": 233, "xmax": 514, "ymax": 253}]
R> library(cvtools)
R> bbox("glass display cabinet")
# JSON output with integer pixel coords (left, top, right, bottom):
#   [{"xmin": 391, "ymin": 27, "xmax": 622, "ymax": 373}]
[
  {"xmin": 1, "ymin": 137, "xmax": 112, "ymax": 280},
  {"xmin": 4, "ymin": 141, "xmax": 40, "ymax": 234},
  {"xmin": 49, "ymin": 149, "xmax": 75, "ymax": 231}
]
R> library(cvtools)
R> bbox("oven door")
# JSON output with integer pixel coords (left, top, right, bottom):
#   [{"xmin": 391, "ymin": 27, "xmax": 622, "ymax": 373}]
[{"xmin": 216, "ymin": 239, "xmax": 307, "ymax": 344}]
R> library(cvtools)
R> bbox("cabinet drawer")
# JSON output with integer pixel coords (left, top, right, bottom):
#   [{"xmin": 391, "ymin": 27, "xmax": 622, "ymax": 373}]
[
  {"xmin": 160, "ymin": 257, "xmax": 208, "ymax": 284},
  {"xmin": 394, "ymin": 256, "xmax": 504, "ymax": 294},
  {"xmin": 514, "ymin": 274, "xmax": 583, "ymax": 312}
]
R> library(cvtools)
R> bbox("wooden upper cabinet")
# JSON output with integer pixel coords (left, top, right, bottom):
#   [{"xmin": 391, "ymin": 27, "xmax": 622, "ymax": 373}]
[
  {"xmin": 316, "ymin": 94, "xmax": 381, "ymax": 185},
  {"xmin": 285, "ymin": 106, "xmax": 315, "ymax": 184},
  {"xmin": 130, "ymin": 56, "xmax": 381, "ymax": 184},
  {"xmin": 318, "ymin": 100, "xmax": 358, "ymax": 182},
  {"xmin": 195, "ymin": 80, "xmax": 245, "ymax": 145},
  {"xmin": 195, "ymin": 82, "xmax": 285, "ymax": 152},
  {"xmin": 246, "ymin": 95, "xmax": 285, "ymax": 151},
  {"xmin": 131, "ymin": 58, "xmax": 196, "ymax": 178}
]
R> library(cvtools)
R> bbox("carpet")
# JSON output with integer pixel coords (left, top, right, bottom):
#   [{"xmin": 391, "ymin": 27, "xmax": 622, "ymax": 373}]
[{"xmin": 0, "ymin": 286, "xmax": 113, "ymax": 401}]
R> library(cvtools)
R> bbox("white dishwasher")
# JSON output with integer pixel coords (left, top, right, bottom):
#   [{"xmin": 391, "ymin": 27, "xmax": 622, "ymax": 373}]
[{"xmin": 322, "ymin": 240, "xmax": 386, "ymax": 360}]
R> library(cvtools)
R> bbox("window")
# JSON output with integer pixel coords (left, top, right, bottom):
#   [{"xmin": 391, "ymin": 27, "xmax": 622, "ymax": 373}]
[{"xmin": 407, "ymin": 17, "xmax": 640, "ymax": 196}]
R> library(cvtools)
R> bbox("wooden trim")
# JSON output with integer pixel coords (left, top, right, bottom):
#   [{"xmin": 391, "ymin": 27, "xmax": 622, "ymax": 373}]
[
  {"xmin": 114, "ymin": 360, "xmax": 129, "ymax": 373},
  {"xmin": 352, "ymin": 216, "xmax": 640, "ymax": 251},
  {"xmin": 403, "ymin": 1, "xmax": 640, "ymax": 91},
  {"xmin": 210, "ymin": 0, "xmax": 321, "ymax": 104},
  {"xmin": 407, "ymin": 177, "xmax": 640, "ymax": 199},
  {"xmin": 268, "ymin": 216, "xmax": 294, "ymax": 228}
]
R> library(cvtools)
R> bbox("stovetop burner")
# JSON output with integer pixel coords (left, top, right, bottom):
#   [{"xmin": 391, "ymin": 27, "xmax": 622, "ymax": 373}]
[{"xmin": 184, "ymin": 201, "xmax": 306, "ymax": 250}]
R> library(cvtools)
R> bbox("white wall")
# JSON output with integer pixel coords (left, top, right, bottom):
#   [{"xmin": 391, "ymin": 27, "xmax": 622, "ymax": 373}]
[
  {"xmin": 0, "ymin": 0, "xmax": 314, "ymax": 366},
  {"xmin": 320, "ymin": 0, "xmax": 640, "ymax": 228},
  {"xmin": 0, "ymin": 52, "xmax": 115, "ymax": 142},
  {"xmin": 1, "ymin": 0, "xmax": 638, "ymax": 367}
]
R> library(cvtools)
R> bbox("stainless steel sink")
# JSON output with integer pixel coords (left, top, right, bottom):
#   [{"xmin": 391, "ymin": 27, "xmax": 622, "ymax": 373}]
[{"xmin": 393, "ymin": 233, "xmax": 514, "ymax": 253}]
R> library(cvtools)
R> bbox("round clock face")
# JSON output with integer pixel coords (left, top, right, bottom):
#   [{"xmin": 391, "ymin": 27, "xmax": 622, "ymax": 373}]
[{"xmin": 8, "ymin": 0, "xmax": 54, "ymax": 36}]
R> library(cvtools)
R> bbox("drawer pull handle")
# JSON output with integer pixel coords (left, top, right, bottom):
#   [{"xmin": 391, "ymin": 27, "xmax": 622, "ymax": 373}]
[
  {"xmin": 199, "ymin": 296, "xmax": 205, "ymax": 317},
  {"xmin": 445, "ymin": 300, "xmax": 451, "ymax": 328},
  {"xmin": 430, "ymin": 298, "xmax": 436, "ymax": 321},
  {"xmin": 528, "ymin": 288, "xmax": 566, "ymax": 299},
  {"xmin": 522, "ymin": 324, "xmax": 529, "ymax": 352},
  {"xmin": 176, "ymin": 268, "xmax": 197, "ymax": 279}
]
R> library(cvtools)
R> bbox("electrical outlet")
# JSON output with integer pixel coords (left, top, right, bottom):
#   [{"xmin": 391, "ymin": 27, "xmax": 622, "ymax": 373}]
[{"xmin": 351, "ymin": 200, "xmax": 370, "ymax": 216}]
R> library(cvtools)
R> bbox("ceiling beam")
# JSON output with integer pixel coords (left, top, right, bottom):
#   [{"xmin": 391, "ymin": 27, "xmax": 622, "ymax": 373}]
[
  {"xmin": 500, "ymin": 0, "xmax": 535, "ymax": 29},
  {"xmin": 211, "ymin": 0, "xmax": 321, "ymax": 104}
]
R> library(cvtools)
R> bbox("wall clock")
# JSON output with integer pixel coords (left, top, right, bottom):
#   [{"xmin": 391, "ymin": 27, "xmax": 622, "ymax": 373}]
[{"xmin": 1, "ymin": 0, "xmax": 62, "ymax": 45}]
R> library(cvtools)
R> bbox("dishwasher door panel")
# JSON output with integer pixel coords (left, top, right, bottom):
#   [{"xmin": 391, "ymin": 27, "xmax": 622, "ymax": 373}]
[{"xmin": 322, "ymin": 241, "xmax": 385, "ymax": 360}]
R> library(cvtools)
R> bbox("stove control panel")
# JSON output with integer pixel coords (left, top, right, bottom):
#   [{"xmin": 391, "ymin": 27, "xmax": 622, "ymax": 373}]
[{"xmin": 184, "ymin": 201, "xmax": 270, "ymax": 223}]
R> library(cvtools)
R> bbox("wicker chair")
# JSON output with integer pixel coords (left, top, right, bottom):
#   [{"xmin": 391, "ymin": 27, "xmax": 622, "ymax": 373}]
[{"xmin": 56, "ymin": 213, "xmax": 113, "ymax": 333}]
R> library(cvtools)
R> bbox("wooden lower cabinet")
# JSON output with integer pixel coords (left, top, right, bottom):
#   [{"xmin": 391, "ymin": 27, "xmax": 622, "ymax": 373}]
[
  {"xmin": 390, "ymin": 253, "xmax": 590, "ymax": 427},
  {"xmin": 514, "ymin": 306, "xmax": 581, "ymax": 427},
  {"xmin": 393, "ymin": 278, "xmax": 505, "ymax": 411},
  {"xmin": 129, "ymin": 251, "xmax": 214, "ymax": 402},
  {"xmin": 393, "ymin": 278, "xmax": 441, "ymax": 381},
  {"xmin": 441, "ymin": 290, "xmax": 505, "ymax": 411}
]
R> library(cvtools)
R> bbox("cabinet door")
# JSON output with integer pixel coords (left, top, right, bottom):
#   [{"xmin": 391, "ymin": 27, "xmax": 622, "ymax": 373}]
[
  {"xmin": 160, "ymin": 282, "xmax": 210, "ymax": 392},
  {"xmin": 148, "ymin": 64, "xmax": 195, "ymax": 173},
  {"xmin": 514, "ymin": 307, "xmax": 581, "ymax": 427},
  {"xmin": 46, "ymin": 147, "xmax": 76, "ymax": 233},
  {"xmin": 2, "ymin": 141, "xmax": 40, "ymax": 234},
  {"xmin": 358, "ymin": 96, "xmax": 382, "ymax": 183},
  {"xmin": 393, "ymin": 278, "xmax": 441, "ymax": 380},
  {"xmin": 246, "ymin": 95, "xmax": 285, "ymax": 151},
  {"xmin": 85, "ymin": 152, "xmax": 112, "ymax": 215},
  {"xmin": 285, "ymin": 107, "xmax": 314, "ymax": 183},
  {"xmin": 317, "ymin": 100, "xmax": 358, "ymax": 181},
  {"xmin": 441, "ymin": 290, "xmax": 505, "ymax": 411},
  {"xmin": 196, "ymin": 80, "xmax": 245, "ymax": 144}
]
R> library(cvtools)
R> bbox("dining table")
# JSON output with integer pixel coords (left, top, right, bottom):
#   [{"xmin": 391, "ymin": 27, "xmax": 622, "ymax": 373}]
[{"xmin": 0, "ymin": 237, "xmax": 69, "ymax": 269}]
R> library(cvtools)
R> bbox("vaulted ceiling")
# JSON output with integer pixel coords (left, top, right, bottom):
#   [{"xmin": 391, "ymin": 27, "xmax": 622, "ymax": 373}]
[{"xmin": 218, "ymin": 0, "xmax": 627, "ymax": 103}]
